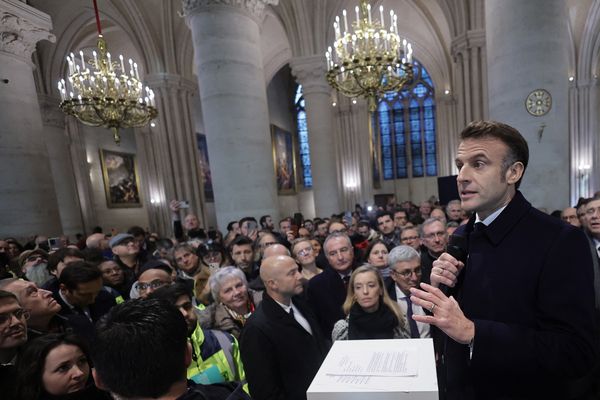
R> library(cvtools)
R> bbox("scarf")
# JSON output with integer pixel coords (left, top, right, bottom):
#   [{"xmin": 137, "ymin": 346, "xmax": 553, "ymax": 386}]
[
  {"xmin": 223, "ymin": 298, "xmax": 255, "ymax": 326},
  {"xmin": 348, "ymin": 298, "xmax": 398, "ymax": 340}
]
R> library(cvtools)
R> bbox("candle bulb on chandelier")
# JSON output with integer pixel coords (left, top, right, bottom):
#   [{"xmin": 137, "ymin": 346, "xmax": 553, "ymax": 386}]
[
  {"xmin": 119, "ymin": 55, "xmax": 125, "ymax": 75},
  {"xmin": 93, "ymin": 50, "xmax": 98, "ymax": 67},
  {"xmin": 380, "ymin": 6, "xmax": 384, "ymax": 28},
  {"xmin": 107, "ymin": 52, "xmax": 112, "ymax": 72},
  {"xmin": 79, "ymin": 51, "xmax": 85, "ymax": 70},
  {"xmin": 343, "ymin": 9, "xmax": 348, "ymax": 35},
  {"xmin": 134, "ymin": 62, "xmax": 139, "ymax": 80},
  {"xmin": 389, "ymin": 11, "xmax": 394, "ymax": 31},
  {"xmin": 367, "ymin": 4, "xmax": 372, "ymax": 24},
  {"xmin": 394, "ymin": 14, "xmax": 398, "ymax": 35},
  {"xmin": 334, "ymin": 20, "xmax": 340, "ymax": 40},
  {"xmin": 355, "ymin": 6, "xmax": 359, "ymax": 23}
]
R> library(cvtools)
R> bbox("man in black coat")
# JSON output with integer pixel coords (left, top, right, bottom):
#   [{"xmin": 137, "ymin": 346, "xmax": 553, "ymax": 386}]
[
  {"xmin": 410, "ymin": 121, "xmax": 597, "ymax": 400},
  {"xmin": 240, "ymin": 255, "xmax": 328, "ymax": 400},
  {"xmin": 306, "ymin": 232, "xmax": 354, "ymax": 338}
]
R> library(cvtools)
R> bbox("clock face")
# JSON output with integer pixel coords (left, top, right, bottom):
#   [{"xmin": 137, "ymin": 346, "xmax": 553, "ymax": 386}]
[{"xmin": 525, "ymin": 89, "xmax": 552, "ymax": 116}]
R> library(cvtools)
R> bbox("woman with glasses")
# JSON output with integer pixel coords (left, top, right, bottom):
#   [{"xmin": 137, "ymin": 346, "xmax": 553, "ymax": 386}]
[
  {"xmin": 197, "ymin": 242, "xmax": 229, "ymax": 271},
  {"xmin": 363, "ymin": 239, "xmax": 391, "ymax": 278},
  {"xmin": 15, "ymin": 333, "xmax": 109, "ymax": 400},
  {"xmin": 200, "ymin": 266, "xmax": 262, "ymax": 338},
  {"xmin": 331, "ymin": 265, "xmax": 409, "ymax": 341},
  {"xmin": 291, "ymin": 238, "xmax": 322, "ymax": 281}
]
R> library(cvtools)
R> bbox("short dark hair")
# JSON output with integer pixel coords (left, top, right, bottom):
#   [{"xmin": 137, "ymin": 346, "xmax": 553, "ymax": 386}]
[
  {"xmin": 127, "ymin": 226, "xmax": 146, "ymax": 237},
  {"xmin": 16, "ymin": 333, "xmax": 89, "ymax": 400},
  {"xmin": 226, "ymin": 221, "xmax": 238, "ymax": 232},
  {"xmin": 376, "ymin": 210, "xmax": 393, "ymax": 221},
  {"xmin": 228, "ymin": 235, "xmax": 254, "ymax": 254},
  {"xmin": 47, "ymin": 247, "xmax": 84, "ymax": 273},
  {"xmin": 59, "ymin": 261, "xmax": 102, "ymax": 290},
  {"xmin": 460, "ymin": 120, "xmax": 529, "ymax": 188},
  {"xmin": 93, "ymin": 299, "xmax": 188, "ymax": 398},
  {"xmin": 138, "ymin": 260, "xmax": 173, "ymax": 276},
  {"xmin": 148, "ymin": 281, "xmax": 192, "ymax": 305},
  {"xmin": 239, "ymin": 217, "xmax": 257, "ymax": 227}
]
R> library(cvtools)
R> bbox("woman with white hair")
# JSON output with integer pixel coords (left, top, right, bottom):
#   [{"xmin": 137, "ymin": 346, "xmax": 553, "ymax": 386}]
[{"xmin": 199, "ymin": 266, "xmax": 263, "ymax": 338}]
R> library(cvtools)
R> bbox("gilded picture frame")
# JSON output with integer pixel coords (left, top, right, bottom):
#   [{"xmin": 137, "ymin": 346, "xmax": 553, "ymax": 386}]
[
  {"xmin": 99, "ymin": 149, "xmax": 142, "ymax": 208},
  {"xmin": 271, "ymin": 124, "xmax": 297, "ymax": 195}
]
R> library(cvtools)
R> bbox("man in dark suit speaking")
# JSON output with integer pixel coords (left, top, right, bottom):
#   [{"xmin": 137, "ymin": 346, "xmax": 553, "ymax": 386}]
[
  {"xmin": 240, "ymin": 255, "xmax": 328, "ymax": 400},
  {"xmin": 410, "ymin": 121, "xmax": 597, "ymax": 399}
]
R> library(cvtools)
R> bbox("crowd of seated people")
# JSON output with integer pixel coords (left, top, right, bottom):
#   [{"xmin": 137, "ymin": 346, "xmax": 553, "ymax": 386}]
[{"xmin": 0, "ymin": 192, "xmax": 599, "ymax": 400}]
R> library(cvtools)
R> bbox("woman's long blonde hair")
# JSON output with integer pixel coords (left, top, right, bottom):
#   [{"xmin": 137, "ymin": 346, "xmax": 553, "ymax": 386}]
[{"xmin": 341, "ymin": 265, "xmax": 404, "ymax": 328}]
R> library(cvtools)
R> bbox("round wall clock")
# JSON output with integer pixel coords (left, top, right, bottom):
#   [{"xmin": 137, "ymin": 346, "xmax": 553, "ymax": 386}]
[{"xmin": 525, "ymin": 89, "xmax": 552, "ymax": 116}]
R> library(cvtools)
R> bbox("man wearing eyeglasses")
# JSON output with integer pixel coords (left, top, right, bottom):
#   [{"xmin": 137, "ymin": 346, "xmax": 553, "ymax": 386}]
[
  {"xmin": 0, "ymin": 290, "xmax": 29, "ymax": 395},
  {"xmin": 0, "ymin": 278, "xmax": 65, "ymax": 340},
  {"xmin": 0, "ymin": 290, "xmax": 28, "ymax": 363},
  {"xmin": 583, "ymin": 196, "xmax": 600, "ymax": 309},
  {"xmin": 386, "ymin": 246, "xmax": 431, "ymax": 339},
  {"xmin": 419, "ymin": 218, "xmax": 448, "ymax": 285}
]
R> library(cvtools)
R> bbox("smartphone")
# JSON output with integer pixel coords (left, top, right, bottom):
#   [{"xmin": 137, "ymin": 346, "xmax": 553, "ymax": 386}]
[
  {"xmin": 48, "ymin": 237, "xmax": 62, "ymax": 251},
  {"xmin": 246, "ymin": 221, "xmax": 258, "ymax": 232},
  {"xmin": 179, "ymin": 200, "xmax": 190, "ymax": 209}
]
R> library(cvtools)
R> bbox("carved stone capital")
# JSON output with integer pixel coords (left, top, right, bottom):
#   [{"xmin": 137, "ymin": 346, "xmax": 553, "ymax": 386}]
[
  {"xmin": 0, "ymin": 0, "xmax": 54, "ymax": 61},
  {"xmin": 290, "ymin": 55, "xmax": 331, "ymax": 95},
  {"xmin": 145, "ymin": 73, "xmax": 199, "ymax": 94},
  {"xmin": 38, "ymin": 94, "xmax": 65, "ymax": 129},
  {"xmin": 181, "ymin": 0, "xmax": 278, "ymax": 22},
  {"xmin": 451, "ymin": 29, "xmax": 485, "ymax": 57}
]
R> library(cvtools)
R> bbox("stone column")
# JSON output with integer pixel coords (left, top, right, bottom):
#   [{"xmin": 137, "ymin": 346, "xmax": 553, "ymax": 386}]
[
  {"xmin": 486, "ymin": 0, "xmax": 569, "ymax": 210},
  {"xmin": 0, "ymin": 0, "xmax": 62, "ymax": 237},
  {"xmin": 38, "ymin": 94, "xmax": 84, "ymax": 236},
  {"xmin": 143, "ymin": 73, "xmax": 206, "ymax": 236},
  {"xmin": 291, "ymin": 55, "xmax": 342, "ymax": 216},
  {"xmin": 183, "ymin": 0, "xmax": 279, "ymax": 230}
]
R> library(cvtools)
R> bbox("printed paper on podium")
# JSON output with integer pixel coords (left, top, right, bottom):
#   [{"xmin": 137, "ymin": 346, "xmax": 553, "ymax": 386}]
[{"xmin": 307, "ymin": 339, "xmax": 438, "ymax": 400}]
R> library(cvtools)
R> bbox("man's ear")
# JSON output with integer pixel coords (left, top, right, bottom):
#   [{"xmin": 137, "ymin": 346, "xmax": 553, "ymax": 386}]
[
  {"xmin": 505, "ymin": 161, "xmax": 524, "ymax": 185},
  {"xmin": 92, "ymin": 368, "xmax": 107, "ymax": 391}
]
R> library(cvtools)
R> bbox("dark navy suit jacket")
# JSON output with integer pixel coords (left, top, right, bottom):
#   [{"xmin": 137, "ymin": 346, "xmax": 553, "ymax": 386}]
[
  {"xmin": 443, "ymin": 191, "xmax": 597, "ymax": 399},
  {"xmin": 306, "ymin": 267, "xmax": 347, "ymax": 338}
]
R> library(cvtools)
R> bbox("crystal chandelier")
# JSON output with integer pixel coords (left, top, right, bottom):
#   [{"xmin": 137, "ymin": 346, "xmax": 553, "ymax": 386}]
[
  {"xmin": 326, "ymin": 0, "xmax": 414, "ymax": 112},
  {"xmin": 57, "ymin": 0, "xmax": 157, "ymax": 144}
]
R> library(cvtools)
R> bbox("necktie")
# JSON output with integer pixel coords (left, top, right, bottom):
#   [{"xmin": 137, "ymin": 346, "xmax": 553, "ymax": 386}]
[
  {"xmin": 342, "ymin": 275, "xmax": 350, "ymax": 291},
  {"xmin": 404, "ymin": 297, "xmax": 420, "ymax": 338},
  {"xmin": 473, "ymin": 222, "xmax": 486, "ymax": 233}
]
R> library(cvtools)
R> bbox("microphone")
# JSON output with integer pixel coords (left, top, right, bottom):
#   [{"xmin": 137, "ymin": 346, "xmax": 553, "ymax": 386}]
[
  {"xmin": 440, "ymin": 233, "xmax": 468, "ymax": 296},
  {"xmin": 447, "ymin": 233, "xmax": 468, "ymax": 264}
]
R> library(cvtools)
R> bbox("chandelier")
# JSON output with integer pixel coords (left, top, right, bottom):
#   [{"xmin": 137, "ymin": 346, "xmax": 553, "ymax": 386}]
[
  {"xmin": 326, "ymin": 0, "xmax": 414, "ymax": 112},
  {"xmin": 57, "ymin": 0, "xmax": 157, "ymax": 144}
]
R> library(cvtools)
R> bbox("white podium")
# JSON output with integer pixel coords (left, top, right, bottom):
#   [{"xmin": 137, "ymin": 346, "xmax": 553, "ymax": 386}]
[{"xmin": 307, "ymin": 339, "xmax": 438, "ymax": 400}]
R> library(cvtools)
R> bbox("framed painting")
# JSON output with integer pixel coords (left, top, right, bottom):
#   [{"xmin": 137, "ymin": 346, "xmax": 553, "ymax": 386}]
[
  {"xmin": 99, "ymin": 149, "xmax": 142, "ymax": 208},
  {"xmin": 196, "ymin": 133, "xmax": 214, "ymax": 202},
  {"xmin": 271, "ymin": 124, "xmax": 296, "ymax": 195}
]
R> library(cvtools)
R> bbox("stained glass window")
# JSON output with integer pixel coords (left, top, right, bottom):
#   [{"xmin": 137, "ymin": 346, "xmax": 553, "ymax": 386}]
[
  {"xmin": 377, "ymin": 59, "xmax": 437, "ymax": 180},
  {"xmin": 295, "ymin": 85, "xmax": 312, "ymax": 188}
]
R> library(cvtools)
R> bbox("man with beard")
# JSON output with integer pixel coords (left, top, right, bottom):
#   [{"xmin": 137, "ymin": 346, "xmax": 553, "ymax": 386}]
[
  {"xmin": 229, "ymin": 236, "xmax": 259, "ymax": 284},
  {"xmin": 150, "ymin": 282, "xmax": 246, "ymax": 387},
  {"xmin": 17, "ymin": 249, "xmax": 51, "ymax": 287}
]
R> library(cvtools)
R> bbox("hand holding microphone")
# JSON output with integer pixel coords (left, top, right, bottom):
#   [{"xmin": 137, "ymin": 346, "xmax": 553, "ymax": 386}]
[{"xmin": 430, "ymin": 234, "xmax": 468, "ymax": 289}]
